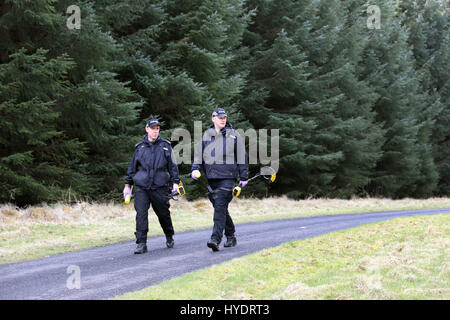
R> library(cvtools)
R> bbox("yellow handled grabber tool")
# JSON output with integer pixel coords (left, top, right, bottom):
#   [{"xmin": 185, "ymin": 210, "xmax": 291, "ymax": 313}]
[
  {"xmin": 124, "ymin": 186, "xmax": 133, "ymax": 204},
  {"xmin": 232, "ymin": 166, "xmax": 277, "ymax": 197},
  {"xmin": 232, "ymin": 186, "xmax": 242, "ymax": 197},
  {"xmin": 178, "ymin": 180, "xmax": 186, "ymax": 196},
  {"xmin": 168, "ymin": 180, "xmax": 186, "ymax": 201}
]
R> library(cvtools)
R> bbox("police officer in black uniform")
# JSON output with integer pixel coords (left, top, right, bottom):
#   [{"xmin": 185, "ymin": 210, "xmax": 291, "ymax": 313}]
[
  {"xmin": 124, "ymin": 119, "xmax": 180, "ymax": 254},
  {"xmin": 191, "ymin": 108, "xmax": 248, "ymax": 251}
]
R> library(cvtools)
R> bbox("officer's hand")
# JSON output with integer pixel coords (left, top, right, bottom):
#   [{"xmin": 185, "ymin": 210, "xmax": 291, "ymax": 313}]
[
  {"xmin": 238, "ymin": 180, "xmax": 248, "ymax": 188},
  {"xmin": 192, "ymin": 170, "xmax": 201, "ymax": 180},
  {"xmin": 172, "ymin": 183, "xmax": 179, "ymax": 193},
  {"xmin": 123, "ymin": 185, "xmax": 132, "ymax": 199}
]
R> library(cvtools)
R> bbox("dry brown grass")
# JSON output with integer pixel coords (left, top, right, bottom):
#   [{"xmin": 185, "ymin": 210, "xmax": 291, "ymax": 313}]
[
  {"xmin": 0, "ymin": 202, "xmax": 135, "ymax": 225},
  {"xmin": 1, "ymin": 196, "xmax": 449, "ymax": 227},
  {"xmin": 1, "ymin": 196, "xmax": 449, "ymax": 265}
]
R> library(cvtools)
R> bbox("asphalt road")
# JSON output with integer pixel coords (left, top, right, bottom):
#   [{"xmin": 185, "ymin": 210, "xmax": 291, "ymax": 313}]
[{"xmin": 1, "ymin": 208, "xmax": 449, "ymax": 300}]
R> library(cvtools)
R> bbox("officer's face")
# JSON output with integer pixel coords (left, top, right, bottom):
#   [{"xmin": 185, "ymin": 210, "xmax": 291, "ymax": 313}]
[
  {"xmin": 212, "ymin": 116, "xmax": 227, "ymax": 130},
  {"xmin": 146, "ymin": 125, "xmax": 160, "ymax": 141}
]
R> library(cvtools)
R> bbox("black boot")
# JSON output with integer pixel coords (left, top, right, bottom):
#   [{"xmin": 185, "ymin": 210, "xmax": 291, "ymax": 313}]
[
  {"xmin": 166, "ymin": 235, "xmax": 174, "ymax": 248},
  {"xmin": 207, "ymin": 238, "xmax": 220, "ymax": 252},
  {"xmin": 134, "ymin": 243, "xmax": 148, "ymax": 254},
  {"xmin": 224, "ymin": 235, "xmax": 237, "ymax": 248}
]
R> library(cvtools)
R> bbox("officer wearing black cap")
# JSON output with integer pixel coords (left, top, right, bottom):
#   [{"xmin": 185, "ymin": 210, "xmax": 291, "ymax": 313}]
[
  {"xmin": 192, "ymin": 108, "xmax": 248, "ymax": 251},
  {"xmin": 124, "ymin": 118, "xmax": 180, "ymax": 254}
]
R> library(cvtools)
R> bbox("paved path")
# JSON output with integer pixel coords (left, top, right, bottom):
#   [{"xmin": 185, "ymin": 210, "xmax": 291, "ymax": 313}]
[{"xmin": 1, "ymin": 208, "xmax": 449, "ymax": 300}]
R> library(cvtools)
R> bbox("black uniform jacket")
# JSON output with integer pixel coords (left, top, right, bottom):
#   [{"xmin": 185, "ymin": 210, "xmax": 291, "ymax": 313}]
[
  {"xmin": 125, "ymin": 135, "xmax": 180, "ymax": 189},
  {"xmin": 192, "ymin": 123, "xmax": 248, "ymax": 180}
]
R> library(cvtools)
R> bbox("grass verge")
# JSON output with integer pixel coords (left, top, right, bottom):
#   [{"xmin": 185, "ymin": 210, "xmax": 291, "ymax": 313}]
[
  {"xmin": 1, "ymin": 197, "xmax": 449, "ymax": 265},
  {"xmin": 117, "ymin": 213, "xmax": 450, "ymax": 300}
]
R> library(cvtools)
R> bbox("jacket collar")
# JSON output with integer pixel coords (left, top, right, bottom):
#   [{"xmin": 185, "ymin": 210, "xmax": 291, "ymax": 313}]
[
  {"xmin": 142, "ymin": 134, "xmax": 161, "ymax": 145},
  {"xmin": 207, "ymin": 122, "xmax": 233, "ymax": 136}
]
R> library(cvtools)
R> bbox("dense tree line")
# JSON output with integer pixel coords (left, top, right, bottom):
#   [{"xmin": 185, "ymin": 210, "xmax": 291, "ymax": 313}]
[{"xmin": 0, "ymin": 0, "xmax": 448, "ymax": 205}]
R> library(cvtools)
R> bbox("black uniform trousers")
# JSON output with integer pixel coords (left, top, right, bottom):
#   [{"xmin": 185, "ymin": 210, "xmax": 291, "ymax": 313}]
[
  {"xmin": 207, "ymin": 179, "xmax": 236, "ymax": 243},
  {"xmin": 134, "ymin": 186, "xmax": 174, "ymax": 244}
]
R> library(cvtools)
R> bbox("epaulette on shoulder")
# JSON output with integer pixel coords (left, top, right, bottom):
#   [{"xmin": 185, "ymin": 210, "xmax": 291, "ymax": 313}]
[
  {"xmin": 160, "ymin": 138, "xmax": 171, "ymax": 145},
  {"xmin": 135, "ymin": 141, "xmax": 144, "ymax": 148}
]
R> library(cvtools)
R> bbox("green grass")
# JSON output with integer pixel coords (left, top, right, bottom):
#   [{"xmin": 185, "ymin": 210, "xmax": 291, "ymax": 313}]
[
  {"xmin": 117, "ymin": 214, "xmax": 450, "ymax": 300},
  {"xmin": 1, "ymin": 197, "xmax": 450, "ymax": 265}
]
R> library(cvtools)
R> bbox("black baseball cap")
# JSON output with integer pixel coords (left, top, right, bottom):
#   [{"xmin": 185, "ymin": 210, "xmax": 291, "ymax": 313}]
[
  {"xmin": 212, "ymin": 108, "xmax": 227, "ymax": 117},
  {"xmin": 146, "ymin": 119, "xmax": 161, "ymax": 128}
]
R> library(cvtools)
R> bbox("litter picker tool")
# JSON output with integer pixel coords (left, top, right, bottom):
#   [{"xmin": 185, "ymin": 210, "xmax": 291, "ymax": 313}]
[
  {"xmin": 168, "ymin": 180, "xmax": 186, "ymax": 201},
  {"xmin": 124, "ymin": 186, "xmax": 133, "ymax": 204},
  {"xmin": 232, "ymin": 166, "xmax": 277, "ymax": 197}
]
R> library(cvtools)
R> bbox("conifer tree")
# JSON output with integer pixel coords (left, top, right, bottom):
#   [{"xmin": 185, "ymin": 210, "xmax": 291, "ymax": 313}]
[
  {"xmin": 240, "ymin": 0, "xmax": 384, "ymax": 198},
  {"xmin": 1, "ymin": 0, "xmax": 447, "ymax": 204},
  {"xmin": 94, "ymin": 0, "xmax": 253, "ymax": 122},
  {"xmin": 0, "ymin": 49, "xmax": 86, "ymax": 205},
  {"xmin": 359, "ymin": 1, "xmax": 432, "ymax": 197},
  {"xmin": 398, "ymin": 0, "xmax": 448, "ymax": 195},
  {"xmin": 0, "ymin": 0, "xmax": 88, "ymax": 205},
  {"xmin": 0, "ymin": 0, "xmax": 144, "ymax": 203},
  {"xmin": 54, "ymin": 1, "xmax": 144, "ymax": 200},
  {"xmin": 95, "ymin": 0, "xmax": 254, "ymax": 198}
]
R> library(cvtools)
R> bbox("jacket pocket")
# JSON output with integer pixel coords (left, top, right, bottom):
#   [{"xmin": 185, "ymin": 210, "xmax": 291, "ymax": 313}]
[
  {"xmin": 133, "ymin": 170, "xmax": 150, "ymax": 188},
  {"xmin": 153, "ymin": 169, "xmax": 170, "ymax": 187}
]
